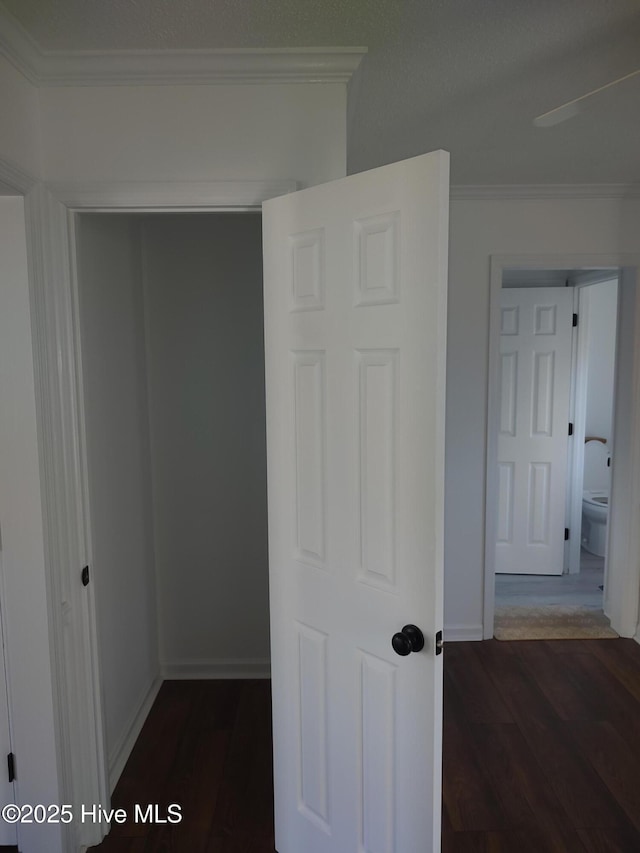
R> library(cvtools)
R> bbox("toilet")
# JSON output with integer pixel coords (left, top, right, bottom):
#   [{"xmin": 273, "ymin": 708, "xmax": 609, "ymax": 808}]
[{"xmin": 582, "ymin": 439, "xmax": 610, "ymax": 557}]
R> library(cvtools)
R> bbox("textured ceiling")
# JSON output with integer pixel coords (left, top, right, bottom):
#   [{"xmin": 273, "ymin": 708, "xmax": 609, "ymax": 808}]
[
  {"xmin": 1, "ymin": 0, "xmax": 395, "ymax": 50},
  {"xmin": 3, "ymin": 0, "xmax": 640, "ymax": 183},
  {"xmin": 346, "ymin": 0, "xmax": 640, "ymax": 182}
]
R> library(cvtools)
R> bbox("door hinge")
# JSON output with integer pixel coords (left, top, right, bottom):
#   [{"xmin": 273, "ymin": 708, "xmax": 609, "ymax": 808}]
[
  {"xmin": 7, "ymin": 752, "xmax": 15, "ymax": 783},
  {"xmin": 568, "ymin": 422, "xmax": 574, "ymax": 436},
  {"xmin": 573, "ymin": 313, "xmax": 578, "ymax": 327},
  {"xmin": 565, "ymin": 528, "xmax": 570, "ymax": 541},
  {"xmin": 81, "ymin": 565, "xmax": 90, "ymax": 587},
  {"xmin": 435, "ymin": 630, "xmax": 443, "ymax": 656}
]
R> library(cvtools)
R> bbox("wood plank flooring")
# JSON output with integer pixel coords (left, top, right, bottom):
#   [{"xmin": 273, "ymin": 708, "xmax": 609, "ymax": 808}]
[
  {"xmin": 443, "ymin": 639, "xmax": 640, "ymax": 852},
  {"xmin": 89, "ymin": 680, "xmax": 275, "ymax": 853},
  {"xmin": 90, "ymin": 638, "xmax": 640, "ymax": 852}
]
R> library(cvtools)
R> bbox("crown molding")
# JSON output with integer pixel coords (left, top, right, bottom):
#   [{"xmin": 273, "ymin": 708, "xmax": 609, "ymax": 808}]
[
  {"xmin": 0, "ymin": 5, "xmax": 40, "ymax": 83},
  {"xmin": 0, "ymin": 8, "xmax": 366, "ymax": 86},
  {"xmin": 0, "ymin": 156, "xmax": 38, "ymax": 193},
  {"xmin": 34, "ymin": 46, "xmax": 367, "ymax": 87},
  {"xmin": 450, "ymin": 183, "xmax": 640, "ymax": 200}
]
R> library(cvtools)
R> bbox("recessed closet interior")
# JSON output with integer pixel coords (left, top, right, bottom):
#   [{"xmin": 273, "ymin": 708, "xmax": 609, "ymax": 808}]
[{"xmin": 76, "ymin": 212, "xmax": 269, "ymax": 786}]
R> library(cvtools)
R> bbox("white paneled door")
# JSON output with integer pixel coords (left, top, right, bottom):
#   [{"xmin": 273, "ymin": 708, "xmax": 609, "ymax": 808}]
[
  {"xmin": 496, "ymin": 287, "xmax": 573, "ymax": 575},
  {"xmin": 263, "ymin": 151, "xmax": 449, "ymax": 853}
]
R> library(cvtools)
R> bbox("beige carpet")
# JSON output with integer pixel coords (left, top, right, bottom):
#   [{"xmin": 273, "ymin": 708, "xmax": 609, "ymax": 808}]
[{"xmin": 494, "ymin": 605, "xmax": 618, "ymax": 640}]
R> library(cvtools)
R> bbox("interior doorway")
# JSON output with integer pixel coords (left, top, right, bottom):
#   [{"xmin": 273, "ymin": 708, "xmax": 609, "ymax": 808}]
[
  {"xmin": 484, "ymin": 258, "xmax": 640, "ymax": 641},
  {"xmin": 492, "ymin": 269, "xmax": 619, "ymax": 637},
  {"xmin": 74, "ymin": 211, "xmax": 270, "ymax": 794}
]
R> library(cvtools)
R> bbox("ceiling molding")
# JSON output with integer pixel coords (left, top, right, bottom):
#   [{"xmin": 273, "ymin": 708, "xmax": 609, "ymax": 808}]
[
  {"xmin": 0, "ymin": 8, "xmax": 366, "ymax": 86},
  {"xmin": 450, "ymin": 184, "xmax": 640, "ymax": 200},
  {"xmin": 0, "ymin": 156, "xmax": 38, "ymax": 194},
  {"xmin": 34, "ymin": 47, "xmax": 367, "ymax": 87},
  {"xmin": 0, "ymin": 4, "xmax": 40, "ymax": 83}
]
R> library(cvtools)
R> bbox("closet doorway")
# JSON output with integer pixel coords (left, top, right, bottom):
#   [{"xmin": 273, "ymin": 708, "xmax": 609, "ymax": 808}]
[{"xmin": 76, "ymin": 212, "xmax": 270, "ymax": 792}]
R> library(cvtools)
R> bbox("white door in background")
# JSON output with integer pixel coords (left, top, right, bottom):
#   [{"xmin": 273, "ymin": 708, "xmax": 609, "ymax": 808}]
[
  {"xmin": 263, "ymin": 151, "xmax": 449, "ymax": 853},
  {"xmin": 0, "ymin": 573, "xmax": 16, "ymax": 846},
  {"xmin": 496, "ymin": 287, "xmax": 573, "ymax": 575}
]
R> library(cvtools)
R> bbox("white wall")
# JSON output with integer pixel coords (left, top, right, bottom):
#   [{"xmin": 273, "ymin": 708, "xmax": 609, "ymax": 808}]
[
  {"xmin": 584, "ymin": 278, "xmax": 618, "ymax": 441},
  {"xmin": 445, "ymin": 196, "xmax": 640, "ymax": 639},
  {"xmin": 0, "ymin": 197, "xmax": 62, "ymax": 852},
  {"xmin": 0, "ymin": 56, "xmax": 42, "ymax": 180},
  {"xmin": 141, "ymin": 214, "xmax": 270, "ymax": 672},
  {"xmin": 76, "ymin": 214, "xmax": 159, "ymax": 776},
  {"xmin": 39, "ymin": 84, "xmax": 346, "ymax": 186}
]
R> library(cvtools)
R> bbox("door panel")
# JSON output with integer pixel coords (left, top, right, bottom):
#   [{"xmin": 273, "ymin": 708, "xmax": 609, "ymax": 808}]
[
  {"xmin": 263, "ymin": 151, "xmax": 449, "ymax": 853},
  {"xmin": 496, "ymin": 288, "xmax": 573, "ymax": 575}
]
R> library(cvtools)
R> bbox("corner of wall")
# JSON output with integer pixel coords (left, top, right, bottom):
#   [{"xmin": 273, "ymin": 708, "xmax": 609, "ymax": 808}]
[{"xmin": 108, "ymin": 674, "xmax": 162, "ymax": 793}]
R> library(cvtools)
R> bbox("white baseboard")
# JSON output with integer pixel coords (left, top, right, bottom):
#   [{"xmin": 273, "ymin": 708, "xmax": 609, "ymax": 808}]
[
  {"xmin": 444, "ymin": 625, "xmax": 484, "ymax": 642},
  {"xmin": 108, "ymin": 675, "xmax": 162, "ymax": 793},
  {"xmin": 161, "ymin": 657, "xmax": 271, "ymax": 680}
]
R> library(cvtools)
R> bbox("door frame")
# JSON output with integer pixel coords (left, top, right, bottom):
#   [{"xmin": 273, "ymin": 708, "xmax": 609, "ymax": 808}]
[
  {"xmin": 567, "ymin": 273, "xmax": 620, "ymax": 577},
  {"xmin": 24, "ymin": 178, "xmax": 296, "ymax": 851},
  {"xmin": 484, "ymin": 253, "xmax": 640, "ymax": 641}
]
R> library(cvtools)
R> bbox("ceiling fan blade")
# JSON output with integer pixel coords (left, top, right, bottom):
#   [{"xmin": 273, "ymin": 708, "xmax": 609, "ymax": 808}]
[{"xmin": 534, "ymin": 67, "xmax": 640, "ymax": 127}]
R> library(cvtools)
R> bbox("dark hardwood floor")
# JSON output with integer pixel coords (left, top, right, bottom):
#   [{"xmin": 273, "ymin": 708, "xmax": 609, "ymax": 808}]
[
  {"xmin": 89, "ymin": 680, "xmax": 275, "ymax": 852},
  {"xmin": 443, "ymin": 639, "xmax": 640, "ymax": 852},
  {"xmin": 90, "ymin": 638, "xmax": 640, "ymax": 852}
]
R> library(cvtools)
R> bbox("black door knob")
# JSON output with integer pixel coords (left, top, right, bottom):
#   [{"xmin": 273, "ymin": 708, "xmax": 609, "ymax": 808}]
[{"xmin": 391, "ymin": 624, "xmax": 425, "ymax": 656}]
